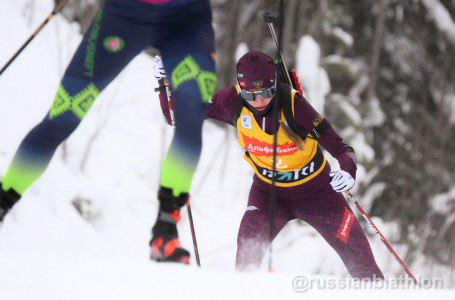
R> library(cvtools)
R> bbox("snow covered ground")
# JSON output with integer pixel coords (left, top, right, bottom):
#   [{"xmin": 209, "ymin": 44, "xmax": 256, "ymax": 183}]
[{"xmin": 0, "ymin": 1, "xmax": 452, "ymax": 299}]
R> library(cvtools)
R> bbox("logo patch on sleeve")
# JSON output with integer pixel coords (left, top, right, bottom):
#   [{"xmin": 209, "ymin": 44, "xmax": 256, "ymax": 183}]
[
  {"xmin": 312, "ymin": 115, "xmax": 324, "ymax": 127},
  {"xmin": 336, "ymin": 207, "xmax": 355, "ymax": 244}
]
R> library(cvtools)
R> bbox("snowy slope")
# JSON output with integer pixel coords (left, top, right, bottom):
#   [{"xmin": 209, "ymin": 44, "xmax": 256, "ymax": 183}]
[{"xmin": 0, "ymin": 1, "xmax": 451, "ymax": 299}]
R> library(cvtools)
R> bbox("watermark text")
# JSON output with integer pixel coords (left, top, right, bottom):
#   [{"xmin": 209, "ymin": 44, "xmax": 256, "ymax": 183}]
[{"xmin": 292, "ymin": 275, "xmax": 443, "ymax": 292}]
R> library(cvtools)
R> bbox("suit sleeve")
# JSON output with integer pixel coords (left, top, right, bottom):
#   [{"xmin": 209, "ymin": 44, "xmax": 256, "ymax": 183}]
[
  {"xmin": 206, "ymin": 86, "xmax": 239, "ymax": 126},
  {"xmin": 158, "ymin": 81, "xmax": 238, "ymax": 127}
]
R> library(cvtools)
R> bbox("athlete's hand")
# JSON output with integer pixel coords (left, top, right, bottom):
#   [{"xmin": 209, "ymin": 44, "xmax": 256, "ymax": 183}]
[
  {"xmin": 153, "ymin": 55, "xmax": 166, "ymax": 79},
  {"xmin": 329, "ymin": 170, "xmax": 355, "ymax": 192}
]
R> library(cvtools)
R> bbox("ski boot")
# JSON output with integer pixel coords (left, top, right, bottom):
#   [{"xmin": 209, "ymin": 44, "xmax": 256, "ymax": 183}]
[
  {"xmin": 150, "ymin": 187, "xmax": 190, "ymax": 264},
  {"xmin": 0, "ymin": 183, "xmax": 21, "ymax": 228}
]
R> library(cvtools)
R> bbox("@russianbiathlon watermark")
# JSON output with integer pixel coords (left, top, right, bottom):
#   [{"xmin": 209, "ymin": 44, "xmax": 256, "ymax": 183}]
[{"xmin": 292, "ymin": 275, "xmax": 443, "ymax": 292}]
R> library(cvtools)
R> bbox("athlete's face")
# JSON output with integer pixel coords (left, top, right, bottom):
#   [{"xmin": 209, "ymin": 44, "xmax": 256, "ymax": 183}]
[
  {"xmin": 240, "ymin": 86, "xmax": 276, "ymax": 111},
  {"xmin": 247, "ymin": 92, "xmax": 273, "ymax": 111}
]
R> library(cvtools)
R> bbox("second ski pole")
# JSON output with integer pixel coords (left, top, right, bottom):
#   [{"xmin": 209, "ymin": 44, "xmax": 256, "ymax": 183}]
[
  {"xmin": 345, "ymin": 191, "xmax": 418, "ymax": 284},
  {"xmin": 0, "ymin": 0, "xmax": 69, "ymax": 76}
]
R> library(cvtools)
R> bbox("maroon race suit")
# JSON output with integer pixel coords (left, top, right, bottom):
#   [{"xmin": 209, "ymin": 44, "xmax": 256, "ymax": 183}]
[{"xmin": 159, "ymin": 83, "xmax": 384, "ymax": 279}]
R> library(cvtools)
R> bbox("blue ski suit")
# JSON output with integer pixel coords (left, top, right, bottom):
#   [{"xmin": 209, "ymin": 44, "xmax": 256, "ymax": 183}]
[{"xmin": 1, "ymin": 0, "xmax": 216, "ymax": 198}]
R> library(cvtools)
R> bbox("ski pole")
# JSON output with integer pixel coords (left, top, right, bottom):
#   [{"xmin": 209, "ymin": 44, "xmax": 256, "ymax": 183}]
[
  {"xmin": 265, "ymin": 0, "xmax": 286, "ymax": 273},
  {"xmin": 155, "ymin": 78, "xmax": 175, "ymax": 126},
  {"xmin": 345, "ymin": 191, "xmax": 418, "ymax": 284},
  {"xmin": 155, "ymin": 78, "xmax": 201, "ymax": 267},
  {"xmin": 0, "ymin": 0, "xmax": 69, "ymax": 76},
  {"xmin": 186, "ymin": 198, "xmax": 201, "ymax": 267}
]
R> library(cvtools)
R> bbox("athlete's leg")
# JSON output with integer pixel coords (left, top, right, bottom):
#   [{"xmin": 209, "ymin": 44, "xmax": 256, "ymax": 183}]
[
  {"xmin": 147, "ymin": 0, "xmax": 216, "ymax": 263},
  {"xmin": 235, "ymin": 184, "xmax": 292, "ymax": 271},
  {"xmin": 298, "ymin": 189, "xmax": 384, "ymax": 279},
  {"xmin": 1, "ymin": 3, "xmax": 149, "ymax": 198},
  {"xmin": 157, "ymin": 2, "xmax": 216, "ymax": 197}
]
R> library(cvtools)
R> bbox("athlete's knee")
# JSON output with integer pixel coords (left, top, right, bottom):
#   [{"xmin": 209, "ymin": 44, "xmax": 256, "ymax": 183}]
[
  {"xmin": 48, "ymin": 79, "xmax": 100, "ymax": 121},
  {"xmin": 169, "ymin": 54, "xmax": 216, "ymax": 103}
]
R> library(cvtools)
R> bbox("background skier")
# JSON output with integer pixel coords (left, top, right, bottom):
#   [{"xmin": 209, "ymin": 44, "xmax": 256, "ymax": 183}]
[{"xmin": 0, "ymin": 0, "xmax": 216, "ymax": 264}]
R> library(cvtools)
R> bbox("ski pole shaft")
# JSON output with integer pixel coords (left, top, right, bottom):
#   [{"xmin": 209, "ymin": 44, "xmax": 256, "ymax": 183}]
[
  {"xmin": 186, "ymin": 199, "xmax": 201, "ymax": 267},
  {"xmin": 265, "ymin": 1, "xmax": 286, "ymax": 273},
  {"xmin": 345, "ymin": 192, "xmax": 418, "ymax": 284},
  {"xmin": 0, "ymin": 0, "xmax": 69, "ymax": 76}
]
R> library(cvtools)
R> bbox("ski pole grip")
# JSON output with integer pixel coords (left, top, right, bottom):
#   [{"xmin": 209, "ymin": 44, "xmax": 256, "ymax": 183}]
[
  {"xmin": 154, "ymin": 86, "xmax": 166, "ymax": 92},
  {"xmin": 263, "ymin": 11, "xmax": 279, "ymax": 26}
]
